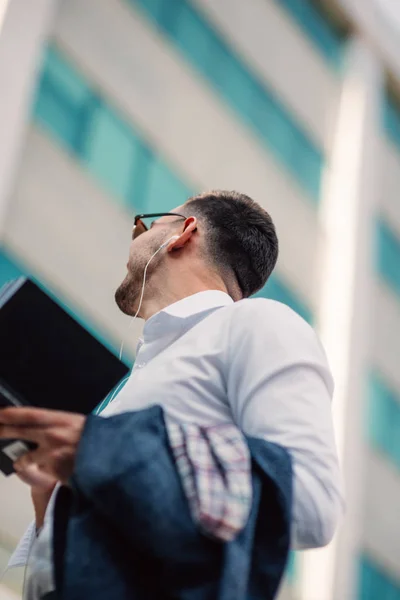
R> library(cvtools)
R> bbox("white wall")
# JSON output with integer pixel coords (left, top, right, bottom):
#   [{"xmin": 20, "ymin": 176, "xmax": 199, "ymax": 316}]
[
  {"xmin": 362, "ymin": 449, "xmax": 400, "ymax": 583},
  {"xmin": 0, "ymin": 0, "xmax": 59, "ymax": 236},
  {"xmin": 0, "ymin": 584, "xmax": 20, "ymax": 600},
  {"xmin": 191, "ymin": 0, "xmax": 340, "ymax": 150},
  {"xmin": 51, "ymin": 0, "xmax": 321, "ymax": 312}
]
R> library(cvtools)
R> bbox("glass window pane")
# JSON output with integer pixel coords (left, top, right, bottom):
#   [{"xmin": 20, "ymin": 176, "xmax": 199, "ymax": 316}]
[
  {"xmin": 128, "ymin": 144, "xmax": 153, "ymax": 214},
  {"xmin": 367, "ymin": 373, "xmax": 400, "ymax": 470},
  {"xmin": 131, "ymin": 0, "xmax": 164, "ymax": 25},
  {"xmin": 292, "ymin": 130, "xmax": 323, "ymax": 201},
  {"xmin": 83, "ymin": 104, "xmax": 139, "ymax": 204},
  {"xmin": 43, "ymin": 49, "xmax": 91, "ymax": 106},
  {"xmin": 33, "ymin": 48, "xmax": 92, "ymax": 152},
  {"xmin": 144, "ymin": 155, "xmax": 192, "ymax": 213},
  {"xmin": 367, "ymin": 374, "xmax": 388, "ymax": 451},
  {"xmin": 129, "ymin": 0, "xmax": 325, "ymax": 202},
  {"xmin": 377, "ymin": 220, "xmax": 400, "ymax": 297},
  {"xmin": 172, "ymin": 3, "xmax": 212, "ymax": 76},
  {"xmin": 33, "ymin": 79, "xmax": 80, "ymax": 149},
  {"xmin": 261, "ymin": 101, "xmax": 296, "ymax": 167},
  {"xmin": 224, "ymin": 62, "xmax": 258, "ymax": 123},
  {"xmin": 0, "ymin": 251, "xmax": 24, "ymax": 286}
]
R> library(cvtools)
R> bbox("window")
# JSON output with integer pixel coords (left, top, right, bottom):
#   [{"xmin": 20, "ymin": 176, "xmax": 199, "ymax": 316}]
[
  {"xmin": 358, "ymin": 555, "xmax": 400, "ymax": 600},
  {"xmin": 254, "ymin": 274, "xmax": 312, "ymax": 323},
  {"xmin": 384, "ymin": 92, "xmax": 400, "ymax": 152},
  {"xmin": 32, "ymin": 47, "xmax": 194, "ymax": 215},
  {"xmin": 83, "ymin": 102, "xmax": 141, "ymax": 206},
  {"xmin": 276, "ymin": 0, "xmax": 345, "ymax": 68},
  {"xmin": 128, "ymin": 0, "xmax": 324, "ymax": 203},
  {"xmin": 0, "ymin": 250, "xmax": 23, "ymax": 285},
  {"xmin": 376, "ymin": 219, "xmax": 400, "ymax": 298},
  {"xmin": 286, "ymin": 551, "xmax": 297, "ymax": 583},
  {"xmin": 367, "ymin": 373, "xmax": 400, "ymax": 470},
  {"xmin": 33, "ymin": 48, "xmax": 93, "ymax": 153}
]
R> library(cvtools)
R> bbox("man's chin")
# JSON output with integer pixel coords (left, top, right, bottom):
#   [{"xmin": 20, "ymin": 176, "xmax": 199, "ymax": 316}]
[{"xmin": 115, "ymin": 281, "xmax": 137, "ymax": 316}]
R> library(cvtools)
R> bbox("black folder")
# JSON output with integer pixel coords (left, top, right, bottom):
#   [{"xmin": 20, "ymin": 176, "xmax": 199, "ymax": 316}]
[{"xmin": 0, "ymin": 277, "xmax": 129, "ymax": 475}]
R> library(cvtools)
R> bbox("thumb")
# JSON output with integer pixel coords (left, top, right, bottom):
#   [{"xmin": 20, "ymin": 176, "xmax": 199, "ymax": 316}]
[{"xmin": 15, "ymin": 462, "xmax": 56, "ymax": 489}]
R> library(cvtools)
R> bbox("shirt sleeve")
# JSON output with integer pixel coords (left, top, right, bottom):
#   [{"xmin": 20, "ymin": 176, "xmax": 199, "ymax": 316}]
[
  {"xmin": 226, "ymin": 298, "xmax": 344, "ymax": 549},
  {"xmin": 6, "ymin": 521, "xmax": 36, "ymax": 569}
]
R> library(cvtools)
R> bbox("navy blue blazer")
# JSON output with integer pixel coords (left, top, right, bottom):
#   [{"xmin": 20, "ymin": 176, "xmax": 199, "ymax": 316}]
[{"xmin": 52, "ymin": 405, "xmax": 292, "ymax": 600}]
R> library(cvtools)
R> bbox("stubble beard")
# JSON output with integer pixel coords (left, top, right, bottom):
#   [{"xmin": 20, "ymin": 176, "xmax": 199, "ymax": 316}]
[
  {"xmin": 114, "ymin": 247, "xmax": 162, "ymax": 316},
  {"xmin": 114, "ymin": 270, "xmax": 140, "ymax": 316}
]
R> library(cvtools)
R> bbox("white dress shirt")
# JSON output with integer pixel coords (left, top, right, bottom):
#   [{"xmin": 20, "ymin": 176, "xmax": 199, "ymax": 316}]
[
  {"xmin": 10, "ymin": 290, "xmax": 343, "ymax": 595},
  {"xmin": 102, "ymin": 290, "xmax": 343, "ymax": 547}
]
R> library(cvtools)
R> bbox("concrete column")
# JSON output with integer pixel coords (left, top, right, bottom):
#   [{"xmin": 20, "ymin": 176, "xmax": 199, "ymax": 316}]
[
  {"xmin": 0, "ymin": 0, "xmax": 59, "ymax": 237},
  {"xmin": 299, "ymin": 35, "xmax": 384, "ymax": 600}
]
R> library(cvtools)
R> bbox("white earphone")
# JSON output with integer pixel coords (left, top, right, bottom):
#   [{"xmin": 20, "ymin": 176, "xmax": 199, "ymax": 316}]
[
  {"xmin": 96, "ymin": 235, "xmax": 181, "ymax": 413},
  {"xmin": 159, "ymin": 235, "xmax": 179, "ymax": 250},
  {"xmin": 117, "ymin": 234, "xmax": 180, "ymax": 363}
]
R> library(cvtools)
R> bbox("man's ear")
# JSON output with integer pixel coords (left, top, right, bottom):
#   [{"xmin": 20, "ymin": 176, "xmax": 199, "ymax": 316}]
[{"xmin": 167, "ymin": 217, "xmax": 197, "ymax": 251}]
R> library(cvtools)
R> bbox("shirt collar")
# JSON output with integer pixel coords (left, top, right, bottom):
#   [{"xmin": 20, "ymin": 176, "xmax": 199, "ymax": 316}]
[
  {"xmin": 137, "ymin": 291, "xmax": 233, "ymax": 350},
  {"xmin": 162, "ymin": 290, "xmax": 233, "ymax": 318}
]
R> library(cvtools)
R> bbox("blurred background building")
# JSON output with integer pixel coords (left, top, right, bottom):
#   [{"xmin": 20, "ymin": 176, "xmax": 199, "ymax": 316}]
[{"xmin": 0, "ymin": 0, "xmax": 400, "ymax": 598}]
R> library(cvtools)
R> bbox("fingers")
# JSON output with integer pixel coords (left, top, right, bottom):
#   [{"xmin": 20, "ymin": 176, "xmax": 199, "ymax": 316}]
[
  {"xmin": 15, "ymin": 462, "xmax": 56, "ymax": 488},
  {"xmin": 0, "ymin": 407, "xmax": 73, "ymax": 427},
  {"xmin": 0, "ymin": 425, "xmax": 42, "ymax": 443},
  {"xmin": 14, "ymin": 448, "xmax": 47, "ymax": 471}
]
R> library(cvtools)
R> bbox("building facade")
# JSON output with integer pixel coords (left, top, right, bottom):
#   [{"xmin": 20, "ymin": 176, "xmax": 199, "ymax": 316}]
[{"xmin": 0, "ymin": 0, "xmax": 400, "ymax": 598}]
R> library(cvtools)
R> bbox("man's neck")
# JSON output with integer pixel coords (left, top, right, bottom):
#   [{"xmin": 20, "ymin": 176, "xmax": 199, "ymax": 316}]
[{"xmin": 139, "ymin": 279, "xmax": 229, "ymax": 322}]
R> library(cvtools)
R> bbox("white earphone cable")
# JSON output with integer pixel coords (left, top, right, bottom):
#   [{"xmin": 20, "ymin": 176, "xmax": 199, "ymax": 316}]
[{"xmin": 117, "ymin": 235, "xmax": 178, "ymax": 378}]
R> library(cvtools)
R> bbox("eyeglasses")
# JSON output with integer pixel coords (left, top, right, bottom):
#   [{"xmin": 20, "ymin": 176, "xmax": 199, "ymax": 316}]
[{"xmin": 132, "ymin": 213, "xmax": 187, "ymax": 240}]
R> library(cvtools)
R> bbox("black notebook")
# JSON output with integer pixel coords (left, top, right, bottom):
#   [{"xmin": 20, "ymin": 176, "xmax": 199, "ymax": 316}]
[{"xmin": 0, "ymin": 277, "xmax": 129, "ymax": 475}]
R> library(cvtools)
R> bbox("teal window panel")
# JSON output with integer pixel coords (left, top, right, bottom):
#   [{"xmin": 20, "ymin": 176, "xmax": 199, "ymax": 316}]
[
  {"xmin": 143, "ymin": 154, "xmax": 193, "ymax": 213},
  {"xmin": 0, "ymin": 250, "xmax": 23, "ymax": 285},
  {"xmin": 376, "ymin": 219, "xmax": 400, "ymax": 298},
  {"xmin": 292, "ymin": 132, "xmax": 323, "ymax": 202},
  {"xmin": 358, "ymin": 556, "xmax": 400, "ymax": 600},
  {"xmin": 168, "ymin": 1, "xmax": 212, "ymax": 74},
  {"xmin": 254, "ymin": 274, "xmax": 313, "ymax": 324},
  {"xmin": 83, "ymin": 102, "xmax": 141, "ymax": 205},
  {"xmin": 367, "ymin": 373, "xmax": 400, "ymax": 471},
  {"xmin": 276, "ymin": 0, "xmax": 345, "ymax": 68},
  {"xmin": 134, "ymin": 0, "xmax": 164, "ymax": 26},
  {"xmin": 127, "ymin": 144, "xmax": 153, "ymax": 214},
  {"xmin": 128, "ymin": 0, "xmax": 324, "ymax": 203},
  {"xmin": 33, "ymin": 47, "xmax": 93, "ymax": 152},
  {"xmin": 286, "ymin": 551, "xmax": 297, "ymax": 582},
  {"xmin": 258, "ymin": 96, "xmax": 296, "ymax": 167},
  {"xmin": 384, "ymin": 94, "xmax": 400, "ymax": 152},
  {"xmin": 220, "ymin": 60, "xmax": 259, "ymax": 123},
  {"xmin": 33, "ymin": 46, "xmax": 194, "ymax": 218}
]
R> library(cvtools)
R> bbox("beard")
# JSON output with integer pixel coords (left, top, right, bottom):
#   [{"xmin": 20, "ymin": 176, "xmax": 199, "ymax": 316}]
[
  {"xmin": 114, "ymin": 270, "xmax": 139, "ymax": 316},
  {"xmin": 115, "ymin": 236, "xmax": 164, "ymax": 316}
]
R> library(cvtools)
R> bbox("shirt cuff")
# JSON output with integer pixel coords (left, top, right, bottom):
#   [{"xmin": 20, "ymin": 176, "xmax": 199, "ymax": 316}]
[{"xmin": 7, "ymin": 521, "xmax": 36, "ymax": 569}]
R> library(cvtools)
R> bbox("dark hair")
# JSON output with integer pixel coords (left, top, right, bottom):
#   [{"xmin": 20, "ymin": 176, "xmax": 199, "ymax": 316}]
[{"xmin": 184, "ymin": 190, "xmax": 278, "ymax": 298}]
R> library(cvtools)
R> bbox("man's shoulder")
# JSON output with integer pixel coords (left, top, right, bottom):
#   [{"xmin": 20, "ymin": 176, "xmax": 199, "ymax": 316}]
[
  {"xmin": 226, "ymin": 297, "xmax": 310, "ymax": 329},
  {"xmin": 220, "ymin": 296, "xmax": 321, "ymax": 353}
]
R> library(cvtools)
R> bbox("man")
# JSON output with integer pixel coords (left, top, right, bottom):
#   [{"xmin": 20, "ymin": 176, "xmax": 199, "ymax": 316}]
[{"xmin": 1, "ymin": 190, "xmax": 343, "ymax": 599}]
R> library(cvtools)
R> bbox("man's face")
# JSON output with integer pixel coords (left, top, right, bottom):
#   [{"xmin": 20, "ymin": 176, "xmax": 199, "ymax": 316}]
[{"xmin": 115, "ymin": 209, "xmax": 185, "ymax": 316}]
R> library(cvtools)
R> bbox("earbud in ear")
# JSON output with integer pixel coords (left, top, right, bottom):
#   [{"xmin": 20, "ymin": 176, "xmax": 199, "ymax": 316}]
[{"xmin": 159, "ymin": 235, "xmax": 180, "ymax": 250}]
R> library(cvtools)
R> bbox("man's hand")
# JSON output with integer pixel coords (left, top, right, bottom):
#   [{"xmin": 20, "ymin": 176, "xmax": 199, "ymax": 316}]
[{"xmin": 0, "ymin": 407, "xmax": 86, "ymax": 486}]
